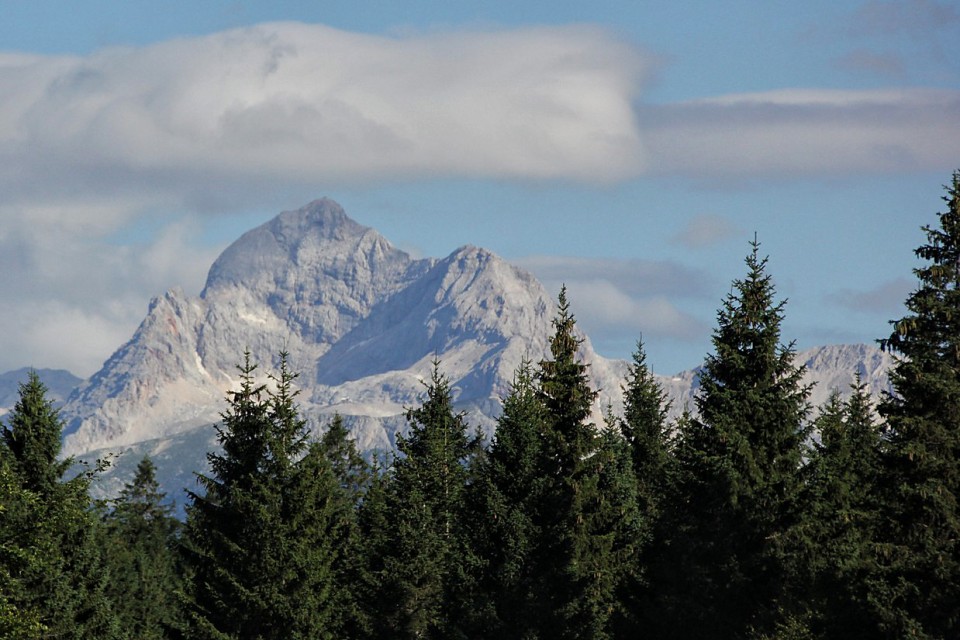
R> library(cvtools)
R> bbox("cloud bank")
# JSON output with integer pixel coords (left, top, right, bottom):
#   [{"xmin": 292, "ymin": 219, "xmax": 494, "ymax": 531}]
[
  {"xmin": 642, "ymin": 88, "xmax": 960, "ymax": 179},
  {"xmin": 0, "ymin": 20, "xmax": 955, "ymax": 376},
  {"xmin": 0, "ymin": 21, "xmax": 647, "ymax": 214},
  {"xmin": 516, "ymin": 256, "xmax": 713, "ymax": 346}
]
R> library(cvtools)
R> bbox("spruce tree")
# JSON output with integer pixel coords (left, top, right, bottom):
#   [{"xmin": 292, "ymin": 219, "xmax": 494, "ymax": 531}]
[
  {"xmin": 795, "ymin": 380, "xmax": 883, "ymax": 638},
  {"xmin": 0, "ymin": 449, "xmax": 47, "ymax": 639},
  {"xmin": 318, "ymin": 413, "xmax": 371, "ymax": 503},
  {"xmin": 365, "ymin": 362, "xmax": 475, "ymax": 639},
  {"xmin": 615, "ymin": 340, "xmax": 675, "ymax": 634},
  {"xmin": 104, "ymin": 455, "xmax": 184, "ymax": 639},
  {"xmin": 534, "ymin": 286, "xmax": 639, "ymax": 640},
  {"xmin": 876, "ymin": 170, "xmax": 960, "ymax": 638},
  {"xmin": 464, "ymin": 361, "xmax": 548, "ymax": 638},
  {"xmin": 619, "ymin": 339, "xmax": 673, "ymax": 522},
  {"xmin": 666, "ymin": 241, "xmax": 810, "ymax": 638},
  {"xmin": 181, "ymin": 352, "xmax": 348, "ymax": 639},
  {"xmin": 316, "ymin": 413, "xmax": 370, "ymax": 635},
  {"xmin": 0, "ymin": 371, "xmax": 121, "ymax": 639}
]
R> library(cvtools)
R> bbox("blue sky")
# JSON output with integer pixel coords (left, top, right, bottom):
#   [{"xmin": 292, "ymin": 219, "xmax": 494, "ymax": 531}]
[{"xmin": 1, "ymin": 1, "xmax": 957, "ymax": 376}]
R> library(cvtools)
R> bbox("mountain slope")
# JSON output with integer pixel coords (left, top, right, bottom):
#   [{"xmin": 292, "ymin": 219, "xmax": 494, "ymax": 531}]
[
  {"xmin": 61, "ymin": 199, "xmax": 621, "ymax": 459},
  {"xmin": 56, "ymin": 198, "xmax": 896, "ymax": 503}
]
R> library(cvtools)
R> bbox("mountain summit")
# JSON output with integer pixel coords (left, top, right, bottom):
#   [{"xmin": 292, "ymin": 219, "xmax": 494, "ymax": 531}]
[
  {"xmin": 58, "ymin": 200, "xmax": 893, "ymax": 501},
  {"xmin": 61, "ymin": 199, "xmax": 619, "ymax": 460}
]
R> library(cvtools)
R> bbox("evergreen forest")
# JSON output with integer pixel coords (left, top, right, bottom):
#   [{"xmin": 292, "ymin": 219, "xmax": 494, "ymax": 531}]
[{"xmin": 2, "ymin": 172, "xmax": 960, "ymax": 639}]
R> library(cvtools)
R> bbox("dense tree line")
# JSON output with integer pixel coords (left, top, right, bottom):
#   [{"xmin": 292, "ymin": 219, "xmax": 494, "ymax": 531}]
[{"xmin": 1, "ymin": 172, "xmax": 960, "ymax": 638}]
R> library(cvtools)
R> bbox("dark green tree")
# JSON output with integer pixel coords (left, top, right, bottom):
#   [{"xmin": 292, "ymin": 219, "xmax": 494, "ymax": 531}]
[
  {"xmin": 462, "ymin": 360, "xmax": 548, "ymax": 638},
  {"xmin": 316, "ymin": 413, "xmax": 371, "ymax": 635},
  {"xmin": 0, "ymin": 371, "xmax": 121, "ymax": 639},
  {"xmin": 318, "ymin": 413, "xmax": 371, "ymax": 503},
  {"xmin": 0, "ymin": 449, "xmax": 47, "ymax": 638},
  {"xmin": 666, "ymin": 242, "xmax": 810, "ymax": 638},
  {"xmin": 181, "ymin": 352, "xmax": 348, "ymax": 640},
  {"xmin": 534, "ymin": 286, "xmax": 640, "ymax": 640},
  {"xmin": 793, "ymin": 380, "xmax": 883, "ymax": 638},
  {"xmin": 364, "ymin": 362, "xmax": 475, "ymax": 639},
  {"xmin": 104, "ymin": 455, "xmax": 184, "ymax": 638},
  {"xmin": 619, "ymin": 339, "xmax": 674, "ymax": 521},
  {"xmin": 614, "ymin": 340, "xmax": 676, "ymax": 634},
  {"xmin": 352, "ymin": 455, "xmax": 392, "ymax": 639},
  {"xmin": 876, "ymin": 171, "xmax": 960, "ymax": 638}
]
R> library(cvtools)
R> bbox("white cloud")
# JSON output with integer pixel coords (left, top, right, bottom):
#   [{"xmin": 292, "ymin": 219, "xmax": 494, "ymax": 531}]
[
  {"xmin": 0, "ymin": 213, "xmax": 219, "ymax": 376},
  {"xmin": 0, "ymin": 21, "xmax": 649, "ymax": 376},
  {"xmin": 0, "ymin": 22, "xmax": 647, "ymax": 217},
  {"xmin": 516, "ymin": 255, "xmax": 712, "ymax": 344},
  {"xmin": 642, "ymin": 88, "xmax": 960, "ymax": 178}
]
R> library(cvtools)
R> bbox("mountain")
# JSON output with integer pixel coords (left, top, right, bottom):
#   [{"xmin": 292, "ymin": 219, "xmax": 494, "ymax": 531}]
[
  {"xmin": 56, "ymin": 199, "xmax": 895, "ymax": 503},
  {"xmin": 61, "ymin": 199, "xmax": 622, "ymax": 456}
]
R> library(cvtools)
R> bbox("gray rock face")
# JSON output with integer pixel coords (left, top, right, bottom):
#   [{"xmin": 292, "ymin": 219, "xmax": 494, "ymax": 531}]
[
  {"xmin": 61, "ymin": 199, "xmax": 616, "ymax": 460},
  {"xmin": 58, "ymin": 198, "xmax": 897, "ymax": 502}
]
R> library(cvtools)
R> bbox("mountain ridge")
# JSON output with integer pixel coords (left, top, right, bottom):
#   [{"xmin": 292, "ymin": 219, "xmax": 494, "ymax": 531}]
[{"xmin": 19, "ymin": 198, "xmax": 895, "ymax": 501}]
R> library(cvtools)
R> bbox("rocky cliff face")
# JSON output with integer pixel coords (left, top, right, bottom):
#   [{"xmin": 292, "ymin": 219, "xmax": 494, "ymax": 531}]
[
  {"xmin": 58, "ymin": 198, "xmax": 896, "ymax": 502},
  {"xmin": 61, "ymin": 199, "xmax": 621, "ymax": 460}
]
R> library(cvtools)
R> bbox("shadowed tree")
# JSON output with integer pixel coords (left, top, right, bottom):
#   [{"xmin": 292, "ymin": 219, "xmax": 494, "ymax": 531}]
[
  {"xmin": 664, "ymin": 241, "xmax": 811, "ymax": 638},
  {"xmin": 875, "ymin": 171, "xmax": 960, "ymax": 638}
]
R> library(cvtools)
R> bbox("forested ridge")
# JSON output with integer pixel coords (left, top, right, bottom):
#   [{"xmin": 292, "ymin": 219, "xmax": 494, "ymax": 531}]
[{"xmin": 2, "ymin": 172, "xmax": 959, "ymax": 639}]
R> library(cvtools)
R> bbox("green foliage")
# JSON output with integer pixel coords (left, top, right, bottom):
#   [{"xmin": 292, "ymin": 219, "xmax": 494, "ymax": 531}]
[
  {"xmin": 462, "ymin": 360, "xmax": 548, "ymax": 638},
  {"xmin": 181, "ymin": 352, "xmax": 349, "ymax": 640},
  {"xmin": 666, "ymin": 241, "xmax": 810, "ymax": 638},
  {"xmin": 533, "ymin": 287, "xmax": 641, "ymax": 640},
  {"xmin": 611, "ymin": 340, "xmax": 675, "ymax": 634},
  {"xmin": 103, "ymin": 455, "xmax": 184, "ymax": 638},
  {"xmin": 619, "ymin": 339, "xmax": 674, "ymax": 520},
  {"xmin": 0, "ymin": 371, "xmax": 121, "ymax": 639},
  {"xmin": 876, "ymin": 171, "xmax": 960, "ymax": 638},
  {"xmin": 792, "ymin": 380, "xmax": 883, "ymax": 638},
  {"xmin": 362, "ymin": 362, "xmax": 476, "ymax": 639}
]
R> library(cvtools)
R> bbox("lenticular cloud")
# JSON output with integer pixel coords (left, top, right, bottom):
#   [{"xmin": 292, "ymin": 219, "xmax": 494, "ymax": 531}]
[{"xmin": 0, "ymin": 22, "xmax": 648, "ymax": 204}]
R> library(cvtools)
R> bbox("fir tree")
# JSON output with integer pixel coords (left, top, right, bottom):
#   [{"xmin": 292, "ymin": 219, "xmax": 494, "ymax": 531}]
[
  {"xmin": 614, "ymin": 340, "xmax": 675, "ymax": 634},
  {"xmin": 104, "ymin": 455, "xmax": 184, "ymax": 639},
  {"xmin": 316, "ymin": 413, "xmax": 371, "ymax": 635},
  {"xmin": 181, "ymin": 352, "xmax": 348, "ymax": 640},
  {"xmin": 619, "ymin": 339, "xmax": 673, "ymax": 522},
  {"xmin": 795, "ymin": 380, "xmax": 883, "ymax": 638},
  {"xmin": 318, "ymin": 413, "xmax": 371, "ymax": 503},
  {"xmin": 0, "ymin": 449, "xmax": 47, "ymax": 639},
  {"xmin": 876, "ymin": 171, "xmax": 960, "ymax": 638},
  {"xmin": 666, "ymin": 241, "xmax": 810, "ymax": 638},
  {"xmin": 365, "ymin": 362, "xmax": 475, "ymax": 639},
  {"xmin": 0, "ymin": 370, "xmax": 121, "ymax": 639},
  {"xmin": 463, "ymin": 360, "xmax": 548, "ymax": 638},
  {"xmin": 534, "ymin": 286, "xmax": 639, "ymax": 640},
  {"xmin": 352, "ymin": 456, "xmax": 392, "ymax": 639}
]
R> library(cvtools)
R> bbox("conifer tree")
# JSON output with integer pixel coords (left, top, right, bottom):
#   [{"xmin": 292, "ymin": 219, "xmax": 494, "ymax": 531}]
[
  {"xmin": 0, "ymin": 371, "xmax": 121, "ymax": 639},
  {"xmin": 0, "ymin": 449, "xmax": 47, "ymax": 639},
  {"xmin": 795, "ymin": 380, "xmax": 882, "ymax": 638},
  {"xmin": 534, "ymin": 287, "xmax": 640, "ymax": 640},
  {"xmin": 464, "ymin": 361, "xmax": 548, "ymax": 638},
  {"xmin": 619, "ymin": 339, "xmax": 673, "ymax": 521},
  {"xmin": 614, "ymin": 340, "xmax": 675, "ymax": 634},
  {"xmin": 876, "ymin": 171, "xmax": 960, "ymax": 638},
  {"xmin": 352, "ymin": 456, "xmax": 392, "ymax": 639},
  {"xmin": 319, "ymin": 413, "xmax": 371, "ymax": 503},
  {"xmin": 316, "ymin": 413, "xmax": 371, "ymax": 635},
  {"xmin": 365, "ymin": 362, "xmax": 475, "ymax": 639},
  {"xmin": 104, "ymin": 455, "xmax": 184, "ymax": 639},
  {"xmin": 181, "ymin": 352, "xmax": 348, "ymax": 640},
  {"xmin": 666, "ymin": 242, "xmax": 810, "ymax": 638}
]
